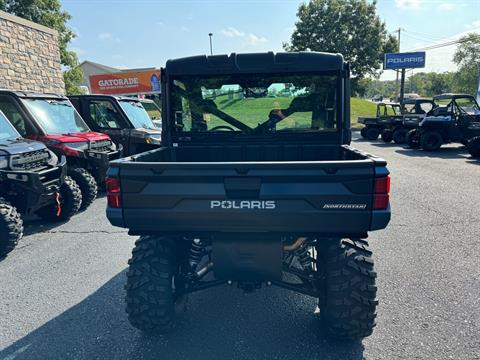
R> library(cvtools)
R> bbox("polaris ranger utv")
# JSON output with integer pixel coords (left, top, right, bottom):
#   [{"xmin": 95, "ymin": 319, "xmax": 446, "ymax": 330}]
[
  {"xmin": 106, "ymin": 52, "xmax": 391, "ymax": 340},
  {"xmin": 0, "ymin": 91, "xmax": 121, "ymax": 209},
  {"xmin": 69, "ymin": 95, "xmax": 162, "ymax": 156},
  {"xmin": 406, "ymin": 94, "xmax": 480, "ymax": 156},
  {"xmin": 358, "ymin": 102, "xmax": 402, "ymax": 141},
  {"xmin": 0, "ymin": 110, "xmax": 81, "ymax": 257}
]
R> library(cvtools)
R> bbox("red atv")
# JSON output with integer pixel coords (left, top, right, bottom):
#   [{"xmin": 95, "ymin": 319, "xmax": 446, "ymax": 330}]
[{"xmin": 0, "ymin": 91, "xmax": 122, "ymax": 209}]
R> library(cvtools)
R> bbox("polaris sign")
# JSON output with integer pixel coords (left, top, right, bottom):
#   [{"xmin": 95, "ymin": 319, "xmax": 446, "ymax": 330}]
[{"xmin": 384, "ymin": 52, "xmax": 426, "ymax": 70}]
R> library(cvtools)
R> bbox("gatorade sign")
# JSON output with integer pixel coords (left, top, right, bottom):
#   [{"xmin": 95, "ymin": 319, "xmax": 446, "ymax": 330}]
[
  {"xmin": 384, "ymin": 52, "xmax": 426, "ymax": 70},
  {"xmin": 89, "ymin": 70, "xmax": 161, "ymax": 95}
]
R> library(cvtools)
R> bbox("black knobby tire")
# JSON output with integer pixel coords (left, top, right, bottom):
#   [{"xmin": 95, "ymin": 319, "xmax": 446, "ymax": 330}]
[
  {"xmin": 125, "ymin": 235, "xmax": 178, "ymax": 334},
  {"xmin": 406, "ymin": 129, "xmax": 420, "ymax": 148},
  {"xmin": 36, "ymin": 176, "xmax": 82, "ymax": 221},
  {"xmin": 0, "ymin": 199, "xmax": 23, "ymax": 258},
  {"xmin": 360, "ymin": 127, "xmax": 367, "ymax": 139},
  {"xmin": 467, "ymin": 136, "xmax": 480, "ymax": 158},
  {"xmin": 67, "ymin": 167, "xmax": 97, "ymax": 210},
  {"xmin": 393, "ymin": 128, "xmax": 408, "ymax": 144},
  {"xmin": 365, "ymin": 127, "xmax": 380, "ymax": 141},
  {"xmin": 381, "ymin": 130, "xmax": 393, "ymax": 143},
  {"xmin": 420, "ymin": 131, "xmax": 443, "ymax": 151},
  {"xmin": 318, "ymin": 238, "xmax": 378, "ymax": 340}
]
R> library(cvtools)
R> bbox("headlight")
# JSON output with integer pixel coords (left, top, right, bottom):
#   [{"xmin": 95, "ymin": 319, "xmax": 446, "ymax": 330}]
[
  {"xmin": 0, "ymin": 155, "xmax": 8, "ymax": 169},
  {"xmin": 145, "ymin": 135, "xmax": 162, "ymax": 145},
  {"xmin": 64, "ymin": 142, "xmax": 89, "ymax": 150}
]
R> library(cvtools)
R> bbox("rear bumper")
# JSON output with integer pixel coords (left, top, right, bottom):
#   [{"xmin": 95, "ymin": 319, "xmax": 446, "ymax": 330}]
[
  {"xmin": 108, "ymin": 205, "xmax": 390, "ymax": 237},
  {"xmin": 0, "ymin": 157, "xmax": 66, "ymax": 212}
]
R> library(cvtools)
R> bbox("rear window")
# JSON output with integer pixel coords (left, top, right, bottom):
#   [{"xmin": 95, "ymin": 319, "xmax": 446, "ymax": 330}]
[{"xmin": 170, "ymin": 73, "xmax": 339, "ymax": 134}]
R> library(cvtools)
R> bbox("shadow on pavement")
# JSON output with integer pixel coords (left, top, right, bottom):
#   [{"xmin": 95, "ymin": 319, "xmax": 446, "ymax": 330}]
[
  {"xmin": 0, "ymin": 271, "xmax": 366, "ymax": 360},
  {"xmin": 395, "ymin": 147, "xmax": 469, "ymax": 160}
]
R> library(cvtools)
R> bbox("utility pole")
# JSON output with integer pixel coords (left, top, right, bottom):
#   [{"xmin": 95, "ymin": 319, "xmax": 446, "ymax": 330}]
[
  {"xmin": 208, "ymin": 33, "xmax": 213, "ymax": 55},
  {"xmin": 396, "ymin": 28, "xmax": 401, "ymax": 85}
]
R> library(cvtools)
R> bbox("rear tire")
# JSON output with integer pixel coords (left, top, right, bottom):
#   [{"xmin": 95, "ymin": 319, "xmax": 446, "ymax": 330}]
[
  {"xmin": 67, "ymin": 167, "xmax": 97, "ymax": 210},
  {"xmin": 36, "ymin": 176, "xmax": 82, "ymax": 221},
  {"xmin": 467, "ymin": 136, "xmax": 480, "ymax": 158},
  {"xmin": 381, "ymin": 130, "xmax": 393, "ymax": 143},
  {"xmin": 420, "ymin": 131, "xmax": 443, "ymax": 151},
  {"xmin": 360, "ymin": 127, "xmax": 367, "ymax": 139},
  {"xmin": 406, "ymin": 129, "xmax": 420, "ymax": 148},
  {"xmin": 125, "ymin": 235, "xmax": 177, "ymax": 334},
  {"xmin": 0, "ymin": 199, "xmax": 23, "ymax": 258},
  {"xmin": 366, "ymin": 127, "xmax": 380, "ymax": 141},
  {"xmin": 393, "ymin": 128, "xmax": 408, "ymax": 144},
  {"xmin": 318, "ymin": 238, "xmax": 377, "ymax": 340}
]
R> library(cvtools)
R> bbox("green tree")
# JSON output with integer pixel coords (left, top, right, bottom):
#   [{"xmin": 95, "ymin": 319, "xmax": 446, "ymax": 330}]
[
  {"xmin": 452, "ymin": 33, "xmax": 480, "ymax": 95},
  {"xmin": 284, "ymin": 0, "xmax": 398, "ymax": 85},
  {"xmin": 0, "ymin": 0, "xmax": 84, "ymax": 94}
]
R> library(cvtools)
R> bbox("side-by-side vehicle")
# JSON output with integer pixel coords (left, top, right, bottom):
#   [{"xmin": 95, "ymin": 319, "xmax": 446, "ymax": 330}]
[
  {"xmin": 0, "ymin": 91, "xmax": 121, "ymax": 209},
  {"xmin": 0, "ymin": 110, "xmax": 81, "ymax": 257},
  {"xmin": 69, "ymin": 95, "xmax": 162, "ymax": 156},
  {"xmin": 106, "ymin": 52, "xmax": 392, "ymax": 340}
]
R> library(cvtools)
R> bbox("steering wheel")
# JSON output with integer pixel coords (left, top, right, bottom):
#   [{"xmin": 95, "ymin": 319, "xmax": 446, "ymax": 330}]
[{"xmin": 209, "ymin": 125, "xmax": 236, "ymax": 132}]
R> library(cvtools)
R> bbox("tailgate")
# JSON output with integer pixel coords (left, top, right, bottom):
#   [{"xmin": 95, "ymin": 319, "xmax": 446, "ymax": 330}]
[{"xmin": 112, "ymin": 158, "xmax": 382, "ymax": 235}]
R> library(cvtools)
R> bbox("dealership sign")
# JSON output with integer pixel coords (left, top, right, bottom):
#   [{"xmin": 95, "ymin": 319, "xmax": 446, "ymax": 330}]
[
  {"xmin": 89, "ymin": 69, "xmax": 161, "ymax": 95},
  {"xmin": 384, "ymin": 52, "xmax": 426, "ymax": 70}
]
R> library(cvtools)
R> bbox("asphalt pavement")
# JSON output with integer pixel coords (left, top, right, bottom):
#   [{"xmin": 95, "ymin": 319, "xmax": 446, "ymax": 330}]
[{"xmin": 0, "ymin": 137, "xmax": 479, "ymax": 360}]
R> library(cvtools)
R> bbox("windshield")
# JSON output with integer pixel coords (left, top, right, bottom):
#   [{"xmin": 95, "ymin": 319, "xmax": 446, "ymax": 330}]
[
  {"xmin": 22, "ymin": 99, "xmax": 90, "ymax": 134},
  {"xmin": 0, "ymin": 111, "xmax": 20, "ymax": 141},
  {"xmin": 119, "ymin": 101, "xmax": 156, "ymax": 129},
  {"xmin": 170, "ymin": 74, "xmax": 338, "ymax": 134},
  {"xmin": 141, "ymin": 101, "xmax": 162, "ymax": 121}
]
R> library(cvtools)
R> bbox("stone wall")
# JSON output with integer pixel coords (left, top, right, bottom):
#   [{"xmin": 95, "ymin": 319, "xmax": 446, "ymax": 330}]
[{"xmin": 0, "ymin": 10, "xmax": 65, "ymax": 94}]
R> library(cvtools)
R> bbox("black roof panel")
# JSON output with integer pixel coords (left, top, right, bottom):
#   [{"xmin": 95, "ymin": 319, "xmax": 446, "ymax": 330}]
[{"xmin": 164, "ymin": 51, "xmax": 346, "ymax": 76}]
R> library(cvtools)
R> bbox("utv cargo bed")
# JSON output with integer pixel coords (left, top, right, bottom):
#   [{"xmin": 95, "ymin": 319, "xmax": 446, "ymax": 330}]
[{"xmin": 108, "ymin": 144, "xmax": 389, "ymax": 235}]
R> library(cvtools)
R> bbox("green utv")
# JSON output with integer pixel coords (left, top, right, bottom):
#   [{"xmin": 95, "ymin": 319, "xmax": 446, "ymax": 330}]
[
  {"xmin": 105, "ymin": 52, "xmax": 391, "ymax": 340},
  {"xmin": 0, "ymin": 110, "xmax": 81, "ymax": 257}
]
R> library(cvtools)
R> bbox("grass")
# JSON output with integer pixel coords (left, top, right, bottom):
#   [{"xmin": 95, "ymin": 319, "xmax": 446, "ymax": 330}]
[
  {"xmin": 350, "ymin": 97, "xmax": 377, "ymax": 129},
  {"xmin": 191, "ymin": 95, "xmax": 376, "ymax": 131}
]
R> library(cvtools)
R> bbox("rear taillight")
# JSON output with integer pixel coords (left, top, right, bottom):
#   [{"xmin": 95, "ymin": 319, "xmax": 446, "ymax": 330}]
[
  {"xmin": 373, "ymin": 176, "xmax": 390, "ymax": 210},
  {"xmin": 106, "ymin": 177, "xmax": 121, "ymax": 208}
]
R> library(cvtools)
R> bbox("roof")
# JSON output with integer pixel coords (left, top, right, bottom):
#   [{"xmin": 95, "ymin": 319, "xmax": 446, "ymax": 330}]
[
  {"xmin": 0, "ymin": 89, "xmax": 67, "ymax": 99},
  {"xmin": 433, "ymin": 94, "xmax": 474, "ymax": 101},
  {"xmin": 165, "ymin": 51, "xmax": 346, "ymax": 76},
  {"xmin": 378, "ymin": 102, "xmax": 401, "ymax": 106},
  {"xmin": 403, "ymin": 98, "xmax": 434, "ymax": 104},
  {"xmin": 78, "ymin": 61, "xmax": 119, "ymax": 73},
  {"xmin": 68, "ymin": 94, "xmax": 141, "ymax": 102}
]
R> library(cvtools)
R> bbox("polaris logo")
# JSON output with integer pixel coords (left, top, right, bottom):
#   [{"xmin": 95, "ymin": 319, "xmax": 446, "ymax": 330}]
[
  {"xmin": 210, "ymin": 200, "xmax": 276, "ymax": 210},
  {"xmin": 323, "ymin": 204, "xmax": 367, "ymax": 209},
  {"xmin": 387, "ymin": 56, "xmax": 424, "ymax": 65}
]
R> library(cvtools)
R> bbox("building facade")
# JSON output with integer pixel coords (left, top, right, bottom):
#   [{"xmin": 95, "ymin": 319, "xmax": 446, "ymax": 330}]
[{"xmin": 0, "ymin": 10, "xmax": 64, "ymax": 94}]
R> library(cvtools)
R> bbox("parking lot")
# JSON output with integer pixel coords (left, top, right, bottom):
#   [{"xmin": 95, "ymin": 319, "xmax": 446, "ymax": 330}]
[{"xmin": 0, "ymin": 137, "xmax": 479, "ymax": 360}]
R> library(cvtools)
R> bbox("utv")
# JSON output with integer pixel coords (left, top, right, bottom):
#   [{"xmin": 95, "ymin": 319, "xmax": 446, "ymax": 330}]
[
  {"xmin": 406, "ymin": 94, "xmax": 480, "ymax": 156},
  {"xmin": 0, "ymin": 91, "xmax": 121, "ymax": 209},
  {"xmin": 106, "ymin": 52, "xmax": 391, "ymax": 340},
  {"xmin": 69, "ymin": 95, "xmax": 162, "ymax": 156},
  {"xmin": 0, "ymin": 110, "xmax": 81, "ymax": 257},
  {"xmin": 358, "ymin": 102, "xmax": 402, "ymax": 141},
  {"xmin": 381, "ymin": 98, "xmax": 437, "ymax": 144}
]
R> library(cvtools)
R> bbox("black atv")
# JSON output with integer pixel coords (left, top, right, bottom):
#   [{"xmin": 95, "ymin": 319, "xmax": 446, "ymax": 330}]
[
  {"xmin": 406, "ymin": 94, "xmax": 480, "ymax": 156},
  {"xmin": 0, "ymin": 111, "xmax": 81, "ymax": 257},
  {"xmin": 385, "ymin": 98, "xmax": 437, "ymax": 144},
  {"xmin": 358, "ymin": 102, "xmax": 402, "ymax": 141}
]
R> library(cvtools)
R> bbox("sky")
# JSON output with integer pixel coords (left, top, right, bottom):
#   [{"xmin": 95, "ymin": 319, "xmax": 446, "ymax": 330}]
[{"xmin": 64, "ymin": 0, "xmax": 480, "ymax": 81}]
